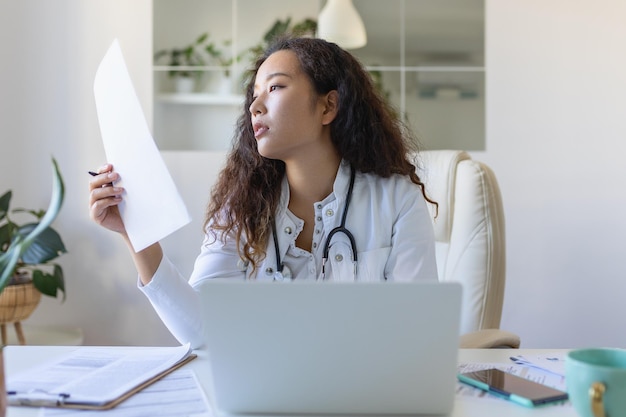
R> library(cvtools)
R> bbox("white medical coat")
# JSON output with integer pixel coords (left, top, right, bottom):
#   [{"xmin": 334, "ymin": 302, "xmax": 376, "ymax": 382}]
[{"xmin": 140, "ymin": 160, "xmax": 438, "ymax": 348}]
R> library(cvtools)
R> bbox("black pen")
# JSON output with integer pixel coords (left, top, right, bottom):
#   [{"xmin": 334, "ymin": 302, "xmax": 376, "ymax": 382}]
[{"xmin": 88, "ymin": 170, "xmax": 114, "ymax": 187}]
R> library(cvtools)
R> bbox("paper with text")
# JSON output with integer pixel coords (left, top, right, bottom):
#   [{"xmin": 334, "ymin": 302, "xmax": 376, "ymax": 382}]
[
  {"xmin": 42, "ymin": 370, "xmax": 211, "ymax": 417},
  {"xmin": 94, "ymin": 39, "xmax": 191, "ymax": 252},
  {"xmin": 7, "ymin": 344, "xmax": 194, "ymax": 406},
  {"xmin": 509, "ymin": 353, "xmax": 566, "ymax": 376}
]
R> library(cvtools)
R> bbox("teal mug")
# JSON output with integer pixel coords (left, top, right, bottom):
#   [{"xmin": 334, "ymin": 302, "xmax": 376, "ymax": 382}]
[{"xmin": 566, "ymin": 348, "xmax": 626, "ymax": 417}]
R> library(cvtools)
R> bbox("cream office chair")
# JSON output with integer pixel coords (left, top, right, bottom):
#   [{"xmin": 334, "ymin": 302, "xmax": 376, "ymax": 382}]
[{"xmin": 417, "ymin": 150, "xmax": 520, "ymax": 348}]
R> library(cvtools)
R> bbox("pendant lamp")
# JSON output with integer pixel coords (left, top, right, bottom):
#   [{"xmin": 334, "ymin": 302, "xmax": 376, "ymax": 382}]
[{"xmin": 317, "ymin": 0, "xmax": 367, "ymax": 49}]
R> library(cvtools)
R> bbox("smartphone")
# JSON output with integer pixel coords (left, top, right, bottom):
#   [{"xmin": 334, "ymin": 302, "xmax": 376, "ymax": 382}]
[{"xmin": 457, "ymin": 368, "xmax": 569, "ymax": 407}]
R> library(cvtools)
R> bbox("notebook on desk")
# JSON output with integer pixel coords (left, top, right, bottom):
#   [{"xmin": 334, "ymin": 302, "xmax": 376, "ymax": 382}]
[{"xmin": 200, "ymin": 281, "xmax": 462, "ymax": 415}]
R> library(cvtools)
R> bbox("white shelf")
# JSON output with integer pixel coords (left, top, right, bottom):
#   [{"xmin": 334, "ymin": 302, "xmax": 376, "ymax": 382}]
[
  {"xmin": 365, "ymin": 65, "xmax": 485, "ymax": 73},
  {"xmin": 156, "ymin": 93, "xmax": 245, "ymax": 106},
  {"xmin": 152, "ymin": 0, "xmax": 485, "ymax": 151}
]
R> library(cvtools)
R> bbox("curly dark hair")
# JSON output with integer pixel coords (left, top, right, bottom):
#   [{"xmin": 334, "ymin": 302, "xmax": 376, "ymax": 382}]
[{"xmin": 204, "ymin": 36, "xmax": 434, "ymax": 270}]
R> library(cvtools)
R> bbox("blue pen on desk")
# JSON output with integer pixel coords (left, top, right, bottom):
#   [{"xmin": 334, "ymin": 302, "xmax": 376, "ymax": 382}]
[
  {"xmin": 510, "ymin": 356, "xmax": 564, "ymax": 377},
  {"xmin": 510, "ymin": 356, "xmax": 531, "ymax": 366}
]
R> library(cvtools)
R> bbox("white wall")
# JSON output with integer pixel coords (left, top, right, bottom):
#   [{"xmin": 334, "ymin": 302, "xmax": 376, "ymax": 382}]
[
  {"xmin": 0, "ymin": 0, "xmax": 179, "ymax": 346},
  {"xmin": 483, "ymin": 0, "xmax": 626, "ymax": 347},
  {"xmin": 2, "ymin": 0, "xmax": 626, "ymax": 348}
]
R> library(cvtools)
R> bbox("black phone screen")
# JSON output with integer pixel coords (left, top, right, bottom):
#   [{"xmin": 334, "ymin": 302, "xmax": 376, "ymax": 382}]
[{"xmin": 459, "ymin": 368, "xmax": 568, "ymax": 404}]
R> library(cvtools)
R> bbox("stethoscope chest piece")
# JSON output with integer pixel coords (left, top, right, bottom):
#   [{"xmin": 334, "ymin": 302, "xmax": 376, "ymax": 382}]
[{"xmin": 273, "ymin": 265, "xmax": 293, "ymax": 281}]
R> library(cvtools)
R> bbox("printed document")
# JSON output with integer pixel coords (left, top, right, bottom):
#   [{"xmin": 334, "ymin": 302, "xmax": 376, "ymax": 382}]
[
  {"xmin": 7, "ymin": 344, "xmax": 195, "ymax": 408},
  {"xmin": 42, "ymin": 369, "xmax": 211, "ymax": 417}
]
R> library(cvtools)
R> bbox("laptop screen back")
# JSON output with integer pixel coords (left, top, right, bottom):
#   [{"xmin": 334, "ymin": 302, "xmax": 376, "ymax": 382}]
[{"xmin": 201, "ymin": 281, "xmax": 462, "ymax": 415}]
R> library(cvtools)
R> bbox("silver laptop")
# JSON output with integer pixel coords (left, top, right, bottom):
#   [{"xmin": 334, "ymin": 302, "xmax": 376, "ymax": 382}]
[{"xmin": 200, "ymin": 281, "xmax": 462, "ymax": 415}]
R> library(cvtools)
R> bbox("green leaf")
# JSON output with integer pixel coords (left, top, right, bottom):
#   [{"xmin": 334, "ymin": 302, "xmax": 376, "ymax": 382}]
[
  {"xmin": 20, "ymin": 158, "xmax": 65, "ymax": 250},
  {"xmin": 0, "ymin": 247, "xmax": 21, "ymax": 292},
  {"xmin": 195, "ymin": 32, "xmax": 208, "ymax": 44},
  {"xmin": 0, "ymin": 190, "xmax": 11, "ymax": 220},
  {"xmin": 17, "ymin": 224, "xmax": 66, "ymax": 264},
  {"xmin": 54, "ymin": 264, "xmax": 65, "ymax": 297},
  {"xmin": 0, "ymin": 222, "xmax": 14, "ymax": 250},
  {"xmin": 32, "ymin": 267, "xmax": 65, "ymax": 300},
  {"xmin": 292, "ymin": 18, "xmax": 317, "ymax": 37},
  {"xmin": 264, "ymin": 18, "xmax": 292, "ymax": 43},
  {"xmin": 12, "ymin": 208, "xmax": 46, "ymax": 220}
]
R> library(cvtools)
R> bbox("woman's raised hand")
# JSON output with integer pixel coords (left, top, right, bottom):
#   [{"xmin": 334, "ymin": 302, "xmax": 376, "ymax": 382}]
[{"xmin": 88, "ymin": 164, "xmax": 127, "ymax": 235}]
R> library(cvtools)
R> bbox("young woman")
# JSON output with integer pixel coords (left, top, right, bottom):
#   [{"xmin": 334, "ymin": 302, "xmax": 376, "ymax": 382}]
[{"xmin": 89, "ymin": 37, "xmax": 438, "ymax": 348}]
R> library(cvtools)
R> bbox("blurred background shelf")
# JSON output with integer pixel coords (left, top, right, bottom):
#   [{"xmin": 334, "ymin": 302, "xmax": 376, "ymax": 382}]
[
  {"xmin": 153, "ymin": 0, "xmax": 485, "ymax": 152},
  {"xmin": 156, "ymin": 93, "xmax": 244, "ymax": 106}
]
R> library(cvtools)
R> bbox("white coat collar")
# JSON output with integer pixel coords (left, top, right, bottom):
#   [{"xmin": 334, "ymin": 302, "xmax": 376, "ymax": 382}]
[{"xmin": 276, "ymin": 159, "xmax": 353, "ymax": 218}]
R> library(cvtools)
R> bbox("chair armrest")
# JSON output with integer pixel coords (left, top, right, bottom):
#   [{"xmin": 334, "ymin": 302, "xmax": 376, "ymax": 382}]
[{"xmin": 459, "ymin": 329, "xmax": 521, "ymax": 349}]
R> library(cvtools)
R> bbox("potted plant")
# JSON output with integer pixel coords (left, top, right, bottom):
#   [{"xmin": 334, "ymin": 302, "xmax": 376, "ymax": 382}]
[
  {"xmin": 246, "ymin": 17, "xmax": 317, "ymax": 62},
  {"xmin": 0, "ymin": 157, "xmax": 64, "ymax": 415},
  {"xmin": 240, "ymin": 17, "xmax": 317, "ymax": 90},
  {"xmin": 154, "ymin": 33, "xmax": 210, "ymax": 93},
  {"xmin": 204, "ymin": 38, "xmax": 238, "ymax": 94},
  {"xmin": 0, "ymin": 158, "xmax": 66, "ymax": 339},
  {"xmin": 204, "ymin": 38, "xmax": 235, "ymax": 76}
]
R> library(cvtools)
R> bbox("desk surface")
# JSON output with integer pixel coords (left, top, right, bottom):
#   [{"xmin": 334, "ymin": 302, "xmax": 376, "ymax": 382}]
[
  {"xmin": 4, "ymin": 347, "xmax": 575, "ymax": 417},
  {"xmin": 3, "ymin": 324, "xmax": 83, "ymax": 346}
]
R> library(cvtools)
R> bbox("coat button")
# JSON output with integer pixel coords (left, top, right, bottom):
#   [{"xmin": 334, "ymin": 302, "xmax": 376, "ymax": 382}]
[
  {"xmin": 284, "ymin": 226, "xmax": 292, "ymax": 234},
  {"xmin": 265, "ymin": 267, "xmax": 274, "ymax": 275},
  {"xmin": 335, "ymin": 254, "xmax": 344, "ymax": 262},
  {"xmin": 326, "ymin": 209, "xmax": 334, "ymax": 217}
]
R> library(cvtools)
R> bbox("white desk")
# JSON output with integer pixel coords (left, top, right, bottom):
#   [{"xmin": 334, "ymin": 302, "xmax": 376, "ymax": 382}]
[
  {"xmin": 3, "ymin": 347, "xmax": 576, "ymax": 417},
  {"xmin": 3, "ymin": 325, "xmax": 83, "ymax": 346}
]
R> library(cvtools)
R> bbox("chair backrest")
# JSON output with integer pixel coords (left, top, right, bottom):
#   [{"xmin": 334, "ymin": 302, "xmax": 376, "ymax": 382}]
[{"xmin": 417, "ymin": 150, "xmax": 506, "ymax": 335}]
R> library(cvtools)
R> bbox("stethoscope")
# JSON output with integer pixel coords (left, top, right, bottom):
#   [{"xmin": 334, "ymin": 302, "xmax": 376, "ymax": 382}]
[{"xmin": 271, "ymin": 166, "xmax": 358, "ymax": 281}]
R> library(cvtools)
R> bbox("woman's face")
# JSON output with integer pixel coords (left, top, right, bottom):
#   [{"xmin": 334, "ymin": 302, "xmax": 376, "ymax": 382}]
[{"xmin": 250, "ymin": 50, "xmax": 335, "ymax": 162}]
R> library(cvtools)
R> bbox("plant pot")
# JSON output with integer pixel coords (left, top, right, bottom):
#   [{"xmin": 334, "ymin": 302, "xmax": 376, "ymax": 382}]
[
  {"xmin": 0, "ymin": 282, "xmax": 41, "ymax": 345},
  {"xmin": 214, "ymin": 72, "xmax": 232, "ymax": 95},
  {"xmin": 205, "ymin": 71, "xmax": 232, "ymax": 95},
  {"xmin": 0, "ymin": 282, "xmax": 41, "ymax": 323},
  {"xmin": 174, "ymin": 77, "xmax": 195, "ymax": 93}
]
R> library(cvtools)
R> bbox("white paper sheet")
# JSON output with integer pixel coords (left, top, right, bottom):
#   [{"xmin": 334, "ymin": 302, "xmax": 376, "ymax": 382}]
[
  {"xmin": 41, "ymin": 369, "xmax": 212, "ymax": 417},
  {"xmin": 93, "ymin": 39, "xmax": 191, "ymax": 252},
  {"xmin": 7, "ymin": 344, "xmax": 193, "ymax": 406},
  {"xmin": 509, "ymin": 353, "xmax": 566, "ymax": 376}
]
